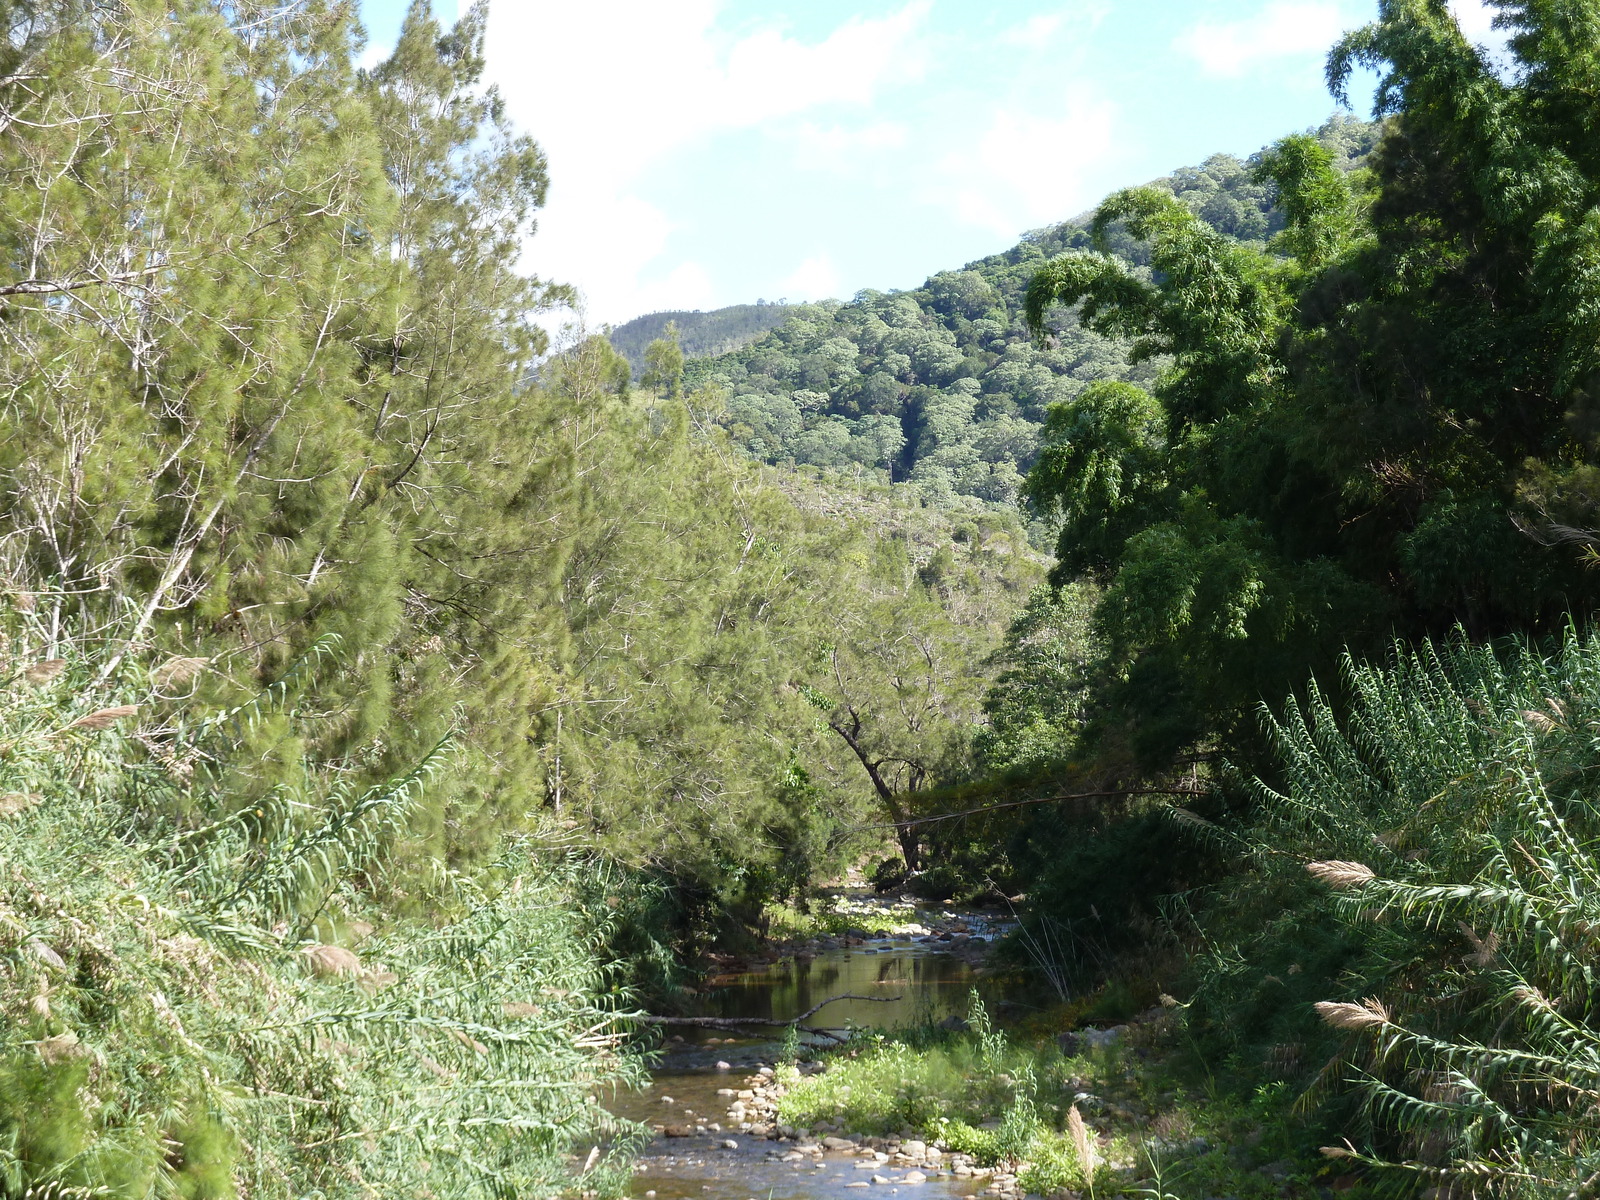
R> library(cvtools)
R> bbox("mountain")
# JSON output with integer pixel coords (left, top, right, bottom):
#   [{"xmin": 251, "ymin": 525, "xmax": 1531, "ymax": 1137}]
[
  {"xmin": 681, "ymin": 115, "xmax": 1379, "ymax": 526},
  {"xmin": 609, "ymin": 303, "xmax": 796, "ymax": 375}
]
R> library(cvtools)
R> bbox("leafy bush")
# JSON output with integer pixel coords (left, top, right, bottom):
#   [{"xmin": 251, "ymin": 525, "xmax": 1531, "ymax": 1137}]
[
  {"xmin": 1198, "ymin": 632, "xmax": 1600, "ymax": 1195},
  {"xmin": 0, "ymin": 621, "xmax": 645, "ymax": 1199}
]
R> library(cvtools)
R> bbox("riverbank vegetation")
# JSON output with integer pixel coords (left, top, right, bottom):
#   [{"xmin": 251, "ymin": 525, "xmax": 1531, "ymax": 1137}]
[
  {"xmin": 0, "ymin": 0, "xmax": 1029, "ymax": 1192},
  {"xmin": 934, "ymin": 3, "xmax": 1600, "ymax": 1195},
  {"xmin": 768, "ymin": 997, "xmax": 1354, "ymax": 1200},
  {"xmin": 8, "ymin": 0, "xmax": 1600, "ymax": 1194}
]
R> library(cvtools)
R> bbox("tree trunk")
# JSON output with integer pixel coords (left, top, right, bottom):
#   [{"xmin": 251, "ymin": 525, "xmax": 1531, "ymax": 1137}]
[{"xmin": 830, "ymin": 710, "xmax": 921, "ymax": 872}]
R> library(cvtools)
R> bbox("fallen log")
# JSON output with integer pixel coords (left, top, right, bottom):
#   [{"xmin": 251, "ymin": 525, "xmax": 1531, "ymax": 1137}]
[{"xmin": 633, "ymin": 994, "xmax": 902, "ymax": 1042}]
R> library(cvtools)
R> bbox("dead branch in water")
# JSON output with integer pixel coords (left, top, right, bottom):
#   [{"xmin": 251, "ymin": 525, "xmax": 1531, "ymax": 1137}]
[{"xmin": 633, "ymin": 993, "xmax": 903, "ymax": 1042}]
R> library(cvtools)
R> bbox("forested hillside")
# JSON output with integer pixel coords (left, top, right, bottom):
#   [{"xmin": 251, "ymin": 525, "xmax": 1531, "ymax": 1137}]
[
  {"xmin": 685, "ymin": 118, "xmax": 1378, "ymax": 518},
  {"xmin": 608, "ymin": 302, "xmax": 795, "ymax": 375}
]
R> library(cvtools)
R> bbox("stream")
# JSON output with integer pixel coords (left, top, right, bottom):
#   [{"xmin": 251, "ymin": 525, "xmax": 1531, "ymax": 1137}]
[{"xmin": 605, "ymin": 897, "xmax": 1017, "ymax": 1200}]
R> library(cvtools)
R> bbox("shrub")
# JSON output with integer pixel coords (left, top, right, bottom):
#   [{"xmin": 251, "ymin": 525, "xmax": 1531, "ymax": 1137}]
[
  {"xmin": 1198, "ymin": 633, "xmax": 1600, "ymax": 1195},
  {"xmin": 0, "ymin": 623, "xmax": 645, "ymax": 1198}
]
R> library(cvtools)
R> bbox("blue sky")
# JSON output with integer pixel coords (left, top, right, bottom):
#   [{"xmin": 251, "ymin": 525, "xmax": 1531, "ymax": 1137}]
[{"xmin": 359, "ymin": 0, "xmax": 1500, "ymax": 327}]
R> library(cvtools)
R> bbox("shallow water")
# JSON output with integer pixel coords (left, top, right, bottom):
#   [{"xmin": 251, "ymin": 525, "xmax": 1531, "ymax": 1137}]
[{"xmin": 607, "ymin": 903, "xmax": 1014, "ymax": 1200}]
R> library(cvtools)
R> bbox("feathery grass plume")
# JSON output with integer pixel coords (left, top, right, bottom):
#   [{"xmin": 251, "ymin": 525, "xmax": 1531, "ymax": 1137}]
[
  {"xmin": 1457, "ymin": 922, "xmax": 1499, "ymax": 969},
  {"xmin": 67, "ymin": 705, "xmax": 138, "ymax": 730},
  {"xmin": 302, "ymin": 944, "xmax": 362, "ymax": 978},
  {"xmin": 150, "ymin": 656, "xmax": 208, "ymax": 689},
  {"xmin": 1315, "ymin": 998, "xmax": 1391, "ymax": 1031},
  {"xmin": 1305, "ymin": 860, "xmax": 1376, "ymax": 889},
  {"xmin": 0, "ymin": 792, "xmax": 38, "ymax": 816},
  {"xmin": 1067, "ymin": 1103, "xmax": 1095, "ymax": 1175},
  {"xmin": 22, "ymin": 659, "xmax": 65, "ymax": 686}
]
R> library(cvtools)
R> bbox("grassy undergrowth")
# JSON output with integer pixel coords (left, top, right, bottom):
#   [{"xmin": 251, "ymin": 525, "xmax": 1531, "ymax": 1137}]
[
  {"xmin": 761, "ymin": 895, "xmax": 920, "ymax": 940},
  {"xmin": 0, "ymin": 621, "xmax": 647, "ymax": 1199},
  {"xmin": 775, "ymin": 996, "xmax": 1379, "ymax": 1198}
]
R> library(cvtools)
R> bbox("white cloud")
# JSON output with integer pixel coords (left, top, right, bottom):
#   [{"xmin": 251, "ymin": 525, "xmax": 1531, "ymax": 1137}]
[
  {"xmin": 932, "ymin": 93, "xmax": 1118, "ymax": 239},
  {"xmin": 998, "ymin": 14, "xmax": 1065, "ymax": 47},
  {"xmin": 1448, "ymin": 0, "xmax": 1498, "ymax": 41},
  {"xmin": 618, "ymin": 261, "xmax": 721, "ymax": 321},
  {"xmin": 485, "ymin": 0, "xmax": 933, "ymax": 324},
  {"xmin": 1176, "ymin": 2, "xmax": 1347, "ymax": 78},
  {"xmin": 356, "ymin": 40, "xmax": 391, "ymax": 71},
  {"xmin": 789, "ymin": 121, "xmax": 908, "ymax": 173},
  {"xmin": 1448, "ymin": 0, "xmax": 1515, "ymax": 76},
  {"xmin": 778, "ymin": 254, "xmax": 844, "ymax": 303}
]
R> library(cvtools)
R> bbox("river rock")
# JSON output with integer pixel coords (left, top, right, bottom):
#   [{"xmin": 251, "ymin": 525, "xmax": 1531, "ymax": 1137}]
[
  {"xmin": 871, "ymin": 1175, "xmax": 890, "ymax": 1184},
  {"xmin": 902, "ymin": 1141, "xmax": 926, "ymax": 1158},
  {"xmin": 716, "ymin": 1088, "xmax": 736, "ymax": 1096},
  {"xmin": 720, "ymin": 1139, "xmax": 739, "ymax": 1150},
  {"xmin": 823, "ymin": 1137, "xmax": 856, "ymax": 1151},
  {"xmin": 716, "ymin": 1060, "xmax": 731, "ymax": 1070},
  {"xmin": 662, "ymin": 1125, "xmax": 693, "ymax": 1138},
  {"xmin": 903, "ymin": 1172, "xmax": 927, "ymax": 1184}
]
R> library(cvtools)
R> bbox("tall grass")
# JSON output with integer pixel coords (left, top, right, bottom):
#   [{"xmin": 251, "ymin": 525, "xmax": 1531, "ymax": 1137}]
[
  {"xmin": 1200, "ymin": 632, "xmax": 1600, "ymax": 1196},
  {"xmin": 0, "ymin": 612, "xmax": 645, "ymax": 1199}
]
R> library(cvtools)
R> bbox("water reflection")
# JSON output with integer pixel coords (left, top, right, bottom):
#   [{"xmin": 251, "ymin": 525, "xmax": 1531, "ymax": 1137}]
[
  {"xmin": 694, "ymin": 940, "xmax": 997, "ymax": 1036},
  {"xmin": 613, "ymin": 928, "xmax": 1005, "ymax": 1200}
]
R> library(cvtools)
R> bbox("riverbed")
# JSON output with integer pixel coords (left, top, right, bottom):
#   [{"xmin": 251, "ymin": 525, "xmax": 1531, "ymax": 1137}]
[{"xmin": 606, "ymin": 899, "xmax": 1015, "ymax": 1200}]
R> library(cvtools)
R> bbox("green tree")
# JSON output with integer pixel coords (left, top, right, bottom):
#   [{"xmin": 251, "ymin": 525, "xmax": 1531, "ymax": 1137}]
[
  {"xmin": 641, "ymin": 319, "xmax": 686, "ymax": 397},
  {"xmin": 1021, "ymin": 2, "xmax": 1600, "ymax": 770}
]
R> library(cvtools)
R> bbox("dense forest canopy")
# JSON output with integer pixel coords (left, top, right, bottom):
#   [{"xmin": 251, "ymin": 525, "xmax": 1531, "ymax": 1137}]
[
  {"xmin": 682, "ymin": 118, "xmax": 1379, "ymax": 522},
  {"xmin": 608, "ymin": 303, "xmax": 796, "ymax": 376}
]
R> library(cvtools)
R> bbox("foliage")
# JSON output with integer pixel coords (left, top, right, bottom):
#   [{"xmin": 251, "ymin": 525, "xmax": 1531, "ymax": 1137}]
[
  {"xmin": 1023, "ymin": 3, "xmax": 1600, "ymax": 772},
  {"xmin": 0, "ymin": 618, "xmax": 645, "ymax": 1200},
  {"xmin": 1189, "ymin": 630, "xmax": 1600, "ymax": 1195},
  {"xmin": 608, "ymin": 303, "xmax": 796, "ymax": 376},
  {"xmin": 640, "ymin": 321, "xmax": 685, "ymax": 397},
  {"xmin": 0, "ymin": 0, "xmax": 1044, "ymax": 940},
  {"xmin": 974, "ymin": 583, "xmax": 1099, "ymax": 776},
  {"xmin": 685, "ymin": 119, "xmax": 1376, "ymax": 518},
  {"xmin": 775, "ymin": 998, "xmax": 1080, "ymax": 1150}
]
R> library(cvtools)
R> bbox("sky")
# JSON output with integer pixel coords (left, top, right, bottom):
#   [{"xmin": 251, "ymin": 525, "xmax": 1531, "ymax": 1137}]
[{"xmin": 358, "ymin": 0, "xmax": 1504, "ymax": 329}]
